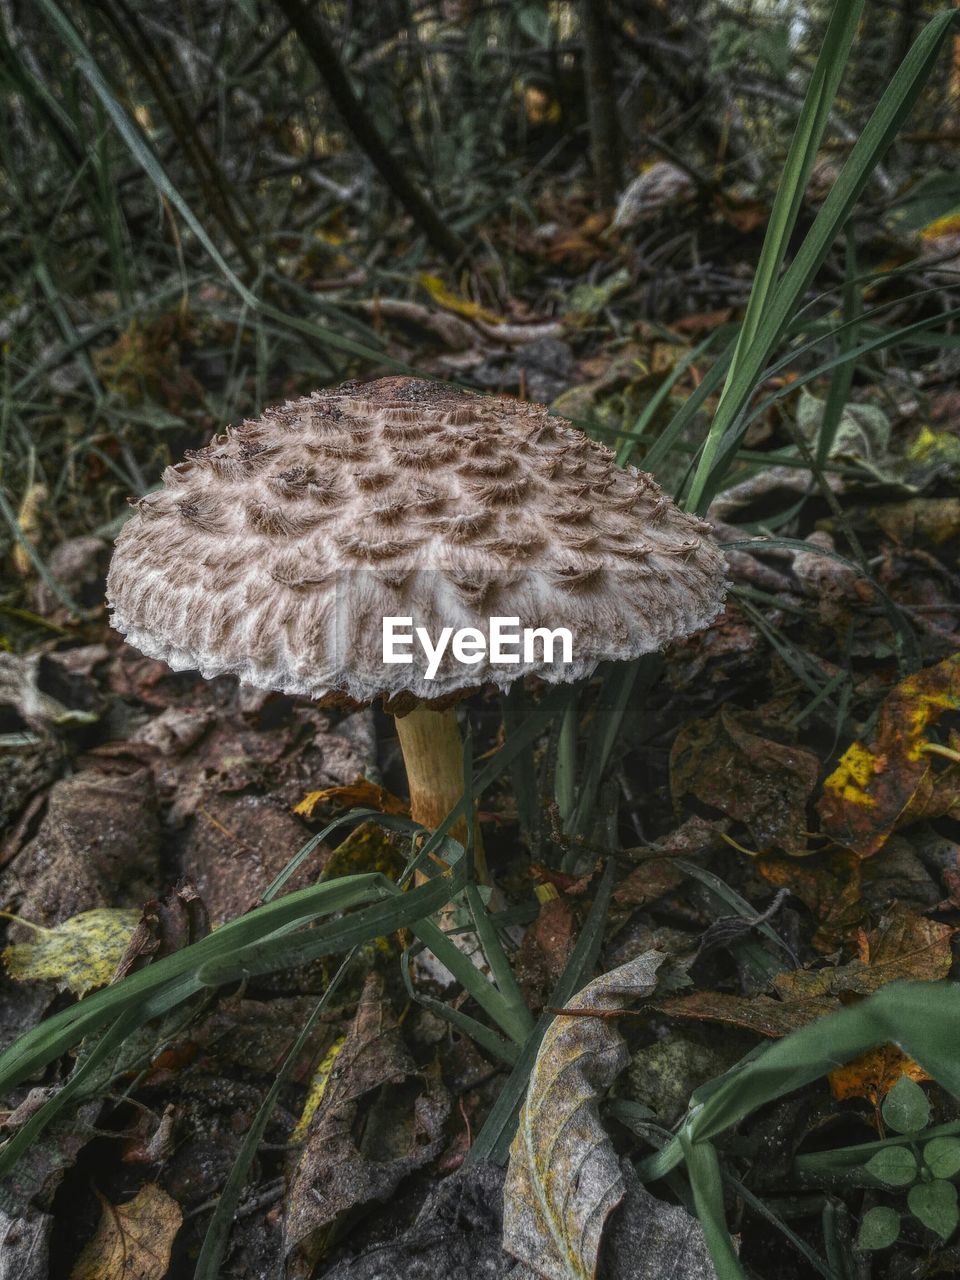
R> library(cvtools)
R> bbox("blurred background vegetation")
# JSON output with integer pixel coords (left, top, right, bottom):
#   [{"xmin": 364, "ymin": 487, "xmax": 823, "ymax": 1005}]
[{"xmin": 2, "ymin": 0, "xmax": 959, "ymax": 608}]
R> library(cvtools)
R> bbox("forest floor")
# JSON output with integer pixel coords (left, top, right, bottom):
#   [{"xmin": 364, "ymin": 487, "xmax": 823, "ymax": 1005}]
[{"xmin": 2, "ymin": 168, "xmax": 960, "ymax": 1279}]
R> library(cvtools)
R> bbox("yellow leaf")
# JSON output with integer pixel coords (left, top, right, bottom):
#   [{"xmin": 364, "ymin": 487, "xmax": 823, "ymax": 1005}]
[
  {"xmin": 416, "ymin": 274, "xmax": 503, "ymax": 326},
  {"xmin": 829, "ymin": 1044, "xmax": 929, "ymax": 1104},
  {"xmin": 819, "ymin": 652, "xmax": 960, "ymax": 855},
  {"xmin": 294, "ymin": 779, "xmax": 408, "ymax": 820},
  {"xmin": 921, "ymin": 212, "xmax": 960, "ymax": 240},
  {"xmin": 4, "ymin": 908, "xmax": 141, "ymax": 995},
  {"xmin": 12, "ymin": 482, "xmax": 47, "ymax": 577},
  {"xmin": 291, "ymin": 1035, "xmax": 347, "ymax": 1143},
  {"xmin": 70, "ymin": 1183, "xmax": 181, "ymax": 1280}
]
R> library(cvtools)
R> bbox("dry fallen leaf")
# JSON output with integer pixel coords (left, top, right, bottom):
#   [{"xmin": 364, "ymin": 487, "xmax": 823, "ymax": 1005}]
[
  {"xmin": 658, "ymin": 990, "xmax": 837, "ymax": 1038},
  {"xmin": 70, "ymin": 1183, "xmax": 181, "ymax": 1280},
  {"xmin": 662, "ymin": 906, "xmax": 954, "ymax": 1043},
  {"xmin": 502, "ymin": 951, "xmax": 665, "ymax": 1280},
  {"xmin": 294, "ymin": 779, "xmax": 409, "ymax": 821},
  {"xmin": 829, "ymin": 1043, "xmax": 930, "ymax": 1103},
  {"xmin": 819, "ymin": 652, "xmax": 960, "ymax": 856},
  {"xmin": 284, "ymin": 973, "xmax": 450, "ymax": 1263},
  {"xmin": 11, "ymin": 482, "xmax": 47, "ymax": 578},
  {"xmin": 756, "ymin": 851, "xmax": 864, "ymax": 953},
  {"xmin": 4, "ymin": 908, "xmax": 142, "ymax": 996},
  {"xmin": 417, "ymin": 273, "xmax": 504, "ymax": 326},
  {"xmin": 671, "ymin": 705, "xmax": 820, "ymax": 853},
  {"xmin": 773, "ymin": 903, "xmax": 955, "ymax": 1001}
]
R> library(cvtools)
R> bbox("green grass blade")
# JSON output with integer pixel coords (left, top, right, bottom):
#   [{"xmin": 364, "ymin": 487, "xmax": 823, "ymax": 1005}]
[
  {"xmin": 718, "ymin": 0, "xmax": 863, "ymax": 398},
  {"xmin": 468, "ymin": 858, "xmax": 617, "ymax": 1164},
  {"xmin": 615, "ymin": 335, "xmax": 718, "ymax": 467},
  {"xmin": 816, "ymin": 225, "xmax": 861, "ymax": 466},
  {"xmin": 682, "ymin": 1135, "xmax": 747, "ymax": 1280},
  {"xmin": 566, "ymin": 656, "xmax": 649, "ymax": 846},
  {"xmin": 465, "ymin": 884, "xmax": 534, "ymax": 1042},
  {"xmin": 194, "ymin": 865, "xmax": 466, "ymax": 985},
  {"xmin": 34, "ymin": 0, "xmax": 256, "ymax": 308},
  {"xmin": 639, "ymin": 979, "xmax": 960, "ymax": 1186},
  {"xmin": 641, "ymin": 347, "xmax": 732, "ymax": 481},
  {"xmin": 554, "ymin": 688, "xmax": 578, "ymax": 829},
  {"xmin": 195, "ymin": 954, "xmax": 355, "ymax": 1280},
  {"xmin": 400, "ymin": 946, "xmax": 519, "ymax": 1064},
  {"xmin": 687, "ymin": 7, "xmax": 960, "ymax": 513},
  {"xmin": 0, "ymin": 874, "xmax": 395, "ymax": 1092},
  {"xmin": 501, "ymin": 684, "xmax": 539, "ymax": 846}
]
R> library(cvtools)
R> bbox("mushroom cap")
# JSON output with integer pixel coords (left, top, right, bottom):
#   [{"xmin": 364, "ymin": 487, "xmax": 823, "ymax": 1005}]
[{"xmin": 106, "ymin": 378, "xmax": 727, "ymax": 709}]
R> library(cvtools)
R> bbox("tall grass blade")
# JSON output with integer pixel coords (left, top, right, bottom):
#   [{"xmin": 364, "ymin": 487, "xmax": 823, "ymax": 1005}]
[
  {"xmin": 468, "ymin": 859, "xmax": 617, "ymax": 1164},
  {"xmin": 34, "ymin": 0, "xmax": 257, "ymax": 307},
  {"xmin": 687, "ymin": 7, "xmax": 960, "ymax": 513},
  {"xmin": 718, "ymin": 0, "xmax": 863, "ymax": 400},
  {"xmin": 816, "ymin": 225, "xmax": 861, "ymax": 466}
]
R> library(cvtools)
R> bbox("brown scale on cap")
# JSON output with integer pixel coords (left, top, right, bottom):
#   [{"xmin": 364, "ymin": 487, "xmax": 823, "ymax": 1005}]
[{"xmin": 107, "ymin": 377, "xmax": 728, "ymax": 707}]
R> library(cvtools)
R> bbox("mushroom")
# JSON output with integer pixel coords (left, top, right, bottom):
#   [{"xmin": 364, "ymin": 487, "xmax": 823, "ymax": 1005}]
[{"xmin": 106, "ymin": 377, "xmax": 727, "ymax": 878}]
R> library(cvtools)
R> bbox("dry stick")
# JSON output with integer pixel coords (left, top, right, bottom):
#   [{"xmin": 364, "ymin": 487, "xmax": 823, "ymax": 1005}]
[
  {"xmin": 274, "ymin": 0, "xmax": 468, "ymax": 267},
  {"xmin": 579, "ymin": 0, "xmax": 622, "ymax": 206}
]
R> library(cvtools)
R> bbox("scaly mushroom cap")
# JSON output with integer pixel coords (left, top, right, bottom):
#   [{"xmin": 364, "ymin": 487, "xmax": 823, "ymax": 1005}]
[{"xmin": 107, "ymin": 377, "xmax": 727, "ymax": 708}]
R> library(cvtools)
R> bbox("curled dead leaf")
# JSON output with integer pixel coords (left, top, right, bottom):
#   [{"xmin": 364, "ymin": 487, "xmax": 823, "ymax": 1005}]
[
  {"xmin": 294, "ymin": 779, "xmax": 408, "ymax": 821},
  {"xmin": 503, "ymin": 951, "xmax": 665, "ymax": 1280}
]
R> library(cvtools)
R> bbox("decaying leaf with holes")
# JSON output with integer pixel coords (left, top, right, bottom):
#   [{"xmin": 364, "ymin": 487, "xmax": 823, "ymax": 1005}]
[
  {"xmin": 283, "ymin": 972, "xmax": 451, "ymax": 1271},
  {"xmin": 818, "ymin": 652, "xmax": 960, "ymax": 856},
  {"xmin": 69, "ymin": 1183, "xmax": 181, "ymax": 1280},
  {"xmin": 503, "ymin": 951, "xmax": 677, "ymax": 1280}
]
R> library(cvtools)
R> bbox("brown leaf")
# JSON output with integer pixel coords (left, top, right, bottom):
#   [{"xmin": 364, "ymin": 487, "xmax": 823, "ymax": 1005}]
[
  {"xmin": 659, "ymin": 991, "xmax": 836, "ymax": 1038},
  {"xmin": 818, "ymin": 652, "xmax": 960, "ymax": 856},
  {"xmin": 179, "ymin": 793, "xmax": 318, "ymax": 924},
  {"xmin": 284, "ymin": 973, "xmax": 450, "ymax": 1262},
  {"xmin": 0, "ymin": 771, "xmax": 161, "ymax": 928},
  {"xmin": 673, "ymin": 308, "xmax": 732, "ymax": 335},
  {"xmin": 503, "ymin": 952, "xmax": 665, "ymax": 1280},
  {"xmin": 514, "ymin": 892, "xmax": 578, "ymax": 1012},
  {"xmin": 773, "ymin": 903, "xmax": 955, "ymax": 1001},
  {"xmin": 70, "ymin": 1184, "xmax": 181, "ymax": 1280},
  {"xmin": 756, "ymin": 852, "xmax": 864, "ymax": 953},
  {"xmin": 670, "ymin": 705, "xmax": 820, "ymax": 852}
]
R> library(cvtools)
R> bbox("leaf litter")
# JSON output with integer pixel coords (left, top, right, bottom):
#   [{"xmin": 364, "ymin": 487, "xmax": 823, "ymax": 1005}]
[
  {"xmin": 3, "ymin": 35, "xmax": 960, "ymax": 1276},
  {"xmin": 503, "ymin": 951, "xmax": 713, "ymax": 1280}
]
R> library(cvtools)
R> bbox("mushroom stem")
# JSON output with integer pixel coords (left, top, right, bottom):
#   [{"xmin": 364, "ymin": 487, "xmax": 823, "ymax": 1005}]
[{"xmin": 394, "ymin": 704, "xmax": 487, "ymax": 882}]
